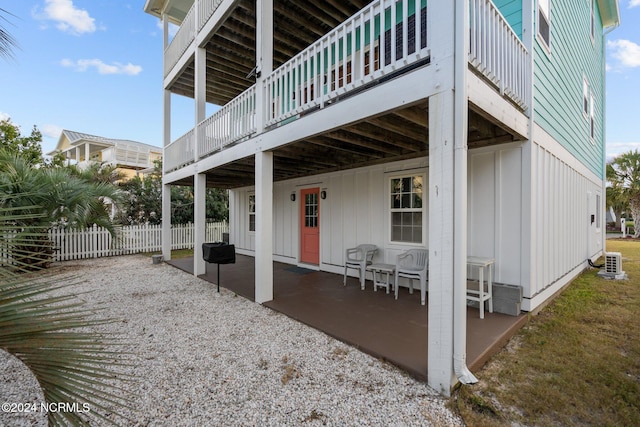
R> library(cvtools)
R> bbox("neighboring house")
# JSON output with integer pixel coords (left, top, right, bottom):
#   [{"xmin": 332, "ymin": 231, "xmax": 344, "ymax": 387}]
[
  {"xmin": 144, "ymin": 0, "xmax": 619, "ymax": 394},
  {"xmin": 48, "ymin": 130, "xmax": 162, "ymax": 180}
]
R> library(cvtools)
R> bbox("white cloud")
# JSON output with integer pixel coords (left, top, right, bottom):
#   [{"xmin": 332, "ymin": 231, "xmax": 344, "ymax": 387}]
[
  {"xmin": 41, "ymin": 124, "xmax": 63, "ymax": 139},
  {"xmin": 38, "ymin": 0, "xmax": 96, "ymax": 35},
  {"xmin": 630, "ymin": 0, "xmax": 640, "ymax": 9},
  {"xmin": 606, "ymin": 142, "xmax": 640, "ymax": 161},
  {"xmin": 0, "ymin": 112, "xmax": 10, "ymax": 122},
  {"xmin": 608, "ymin": 39, "xmax": 640, "ymax": 69},
  {"xmin": 60, "ymin": 58, "xmax": 143, "ymax": 75}
]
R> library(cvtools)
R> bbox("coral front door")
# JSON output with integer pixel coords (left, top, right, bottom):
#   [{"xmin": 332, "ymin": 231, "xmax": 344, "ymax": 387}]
[{"xmin": 300, "ymin": 188, "xmax": 320, "ymax": 265}]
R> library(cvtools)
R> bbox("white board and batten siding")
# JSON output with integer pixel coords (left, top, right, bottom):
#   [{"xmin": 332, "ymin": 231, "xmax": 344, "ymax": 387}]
[
  {"xmin": 467, "ymin": 143, "xmax": 523, "ymax": 287},
  {"xmin": 522, "ymin": 124, "xmax": 604, "ymax": 310},
  {"xmin": 231, "ymin": 132, "xmax": 604, "ymax": 313},
  {"xmin": 230, "ymin": 152, "xmax": 524, "ymax": 283},
  {"xmin": 231, "ymin": 157, "xmax": 433, "ymax": 273}
]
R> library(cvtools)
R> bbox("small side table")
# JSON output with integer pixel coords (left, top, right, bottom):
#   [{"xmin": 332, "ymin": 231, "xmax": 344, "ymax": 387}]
[
  {"xmin": 367, "ymin": 263, "xmax": 395, "ymax": 294},
  {"xmin": 466, "ymin": 256, "xmax": 494, "ymax": 319}
]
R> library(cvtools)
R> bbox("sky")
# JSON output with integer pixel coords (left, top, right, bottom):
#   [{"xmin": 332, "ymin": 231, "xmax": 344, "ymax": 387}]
[{"xmin": 0, "ymin": 0, "xmax": 639, "ymax": 159}]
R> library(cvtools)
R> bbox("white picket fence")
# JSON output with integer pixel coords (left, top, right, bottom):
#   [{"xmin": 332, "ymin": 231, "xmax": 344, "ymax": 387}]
[{"xmin": 48, "ymin": 222, "xmax": 229, "ymax": 261}]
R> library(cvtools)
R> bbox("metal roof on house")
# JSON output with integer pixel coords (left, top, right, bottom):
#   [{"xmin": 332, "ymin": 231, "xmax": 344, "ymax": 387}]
[{"xmin": 59, "ymin": 129, "xmax": 161, "ymax": 152}]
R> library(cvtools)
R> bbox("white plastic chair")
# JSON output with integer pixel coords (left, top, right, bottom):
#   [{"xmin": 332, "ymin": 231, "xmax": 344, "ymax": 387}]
[
  {"xmin": 394, "ymin": 249, "xmax": 429, "ymax": 305},
  {"xmin": 343, "ymin": 244, "xmax": 377, "ymax": 290}
]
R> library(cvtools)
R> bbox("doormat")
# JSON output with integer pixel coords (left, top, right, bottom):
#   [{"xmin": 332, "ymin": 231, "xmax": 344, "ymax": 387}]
[{"xmin": 285, "ymin": 266, "xmax": 316, "ymax": 274}]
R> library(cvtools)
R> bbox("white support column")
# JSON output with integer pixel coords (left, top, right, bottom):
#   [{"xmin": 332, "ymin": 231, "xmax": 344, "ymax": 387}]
[
  {"xmin": 428, "ymin": 91, "xmax": 456, "ymax": 395},
  {"xmin": 75, "ymin": 146, "xmax": 81, "ymax": 163},
  {"xmin": 427, "ymin": 0, "xmax": 473, "ymax": 396},
  {"xmin": 192, "ymin": 39, "xmax": 208, "ymax": 277},
  {"xmin": 162, "ymin": 182, "xmax": 172, "ymax": 261},
  {"xmin": 194, "ymin": 171, "xmax": 207, "ymax": 276},
  {"xmin": 452, "ymin": 0, "xmax": 475, "ymax": 387},
  {"xmin": 520, "ymin": 0, "xmax": 535, "ymax": 295},
  {"xmin": 255, "ymin": 0, "xmax": 273, "ymax": 133},
  {"xmin": 195, "ymin": 45, "xmax": 207, "ymax": 159},
  {"xmin": 84, "ymin": 143, "xmax": 90, "ymax": 163},
  {"xmin": 255, "ymin": 151, "xmax": 273, "ymax": 303},
  {"xmin": 161, "ymin": 12, "xmax": 172, "ymax": 262}
]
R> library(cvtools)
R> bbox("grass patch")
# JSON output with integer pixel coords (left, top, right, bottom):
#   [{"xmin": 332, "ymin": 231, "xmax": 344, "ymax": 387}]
[
  {"xmin": 142, "ymin": 249, "xmax": 194, "ymax": 259},
  {"xmin": 453, "ymin": 239, "xmax": 640, "ymax": 426}
]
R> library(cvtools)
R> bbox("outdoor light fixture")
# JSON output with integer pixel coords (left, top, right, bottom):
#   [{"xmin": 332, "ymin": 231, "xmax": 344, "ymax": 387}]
[
  {"xmin": 290, "ymin": 193, "xmax": 296, "ymax": 201},
  {"xmin": 321, "ymin": 190, "xmax": 327, "ymax": 199}
]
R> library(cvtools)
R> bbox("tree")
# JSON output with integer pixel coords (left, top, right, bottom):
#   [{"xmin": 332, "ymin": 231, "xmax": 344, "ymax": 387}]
[
  {"xmin": 116, "ymin": 160, "xmax": 229, "ymax": 225},
  {"xmin": 606, "ymin": 163, "xmax": 628, "ymax": 230},
  {"xmin": 117, "ymin": 173, "xmax": 163, "ymax": 225},
  {"xmin": 0, "ymin": 119, "xmax": 44, "ymax": 167},
  {"xmin": 607, "ymin": 150, "xmax": 640, "ymax": 237}
]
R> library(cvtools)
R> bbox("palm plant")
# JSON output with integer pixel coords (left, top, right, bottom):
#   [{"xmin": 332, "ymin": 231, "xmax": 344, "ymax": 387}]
[
  {"xmin": 606, "ymin": 162, "xmax": 628, "ymax": 230},
  {"xmin": 0, "ymin": 199, "xmax": 133, "ymax": 426},
  {"xmin": 0, "ymin": 7, "xmax": 18, "ymax": 60},
  {"xmin": 0, "ymin": 150, "xmax": 122, "ymax": 269},
  {"xmin": 608, "ymin": 150, "xmax": 640, "ymax": 238}
]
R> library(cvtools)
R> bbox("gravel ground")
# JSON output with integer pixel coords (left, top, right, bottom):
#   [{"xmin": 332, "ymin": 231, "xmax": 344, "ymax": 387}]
[{"xmin": 1, "ymin": 255, "xmax": 463, "ymax": 426}]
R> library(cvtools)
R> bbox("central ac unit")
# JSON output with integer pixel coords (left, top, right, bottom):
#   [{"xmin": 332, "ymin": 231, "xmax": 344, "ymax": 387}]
[{"xmin": 605, "ymin": 252, "xmax": 622, "ymax": 275}]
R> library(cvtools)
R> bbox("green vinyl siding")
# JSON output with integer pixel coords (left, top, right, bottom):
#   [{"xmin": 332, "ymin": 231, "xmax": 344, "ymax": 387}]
[
  {"xmin": 534, "ymin": 0, "xmax": 606, "ymax": 178},
  {"xmin": 493, "ymin": 0, "xmax": 523, "ymax": 39}
]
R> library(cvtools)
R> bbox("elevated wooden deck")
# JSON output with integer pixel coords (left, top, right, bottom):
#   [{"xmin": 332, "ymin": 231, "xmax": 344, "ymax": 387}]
[{"xmin": 167, "ymin": 255, "xmax": 527, "ymax": 380}]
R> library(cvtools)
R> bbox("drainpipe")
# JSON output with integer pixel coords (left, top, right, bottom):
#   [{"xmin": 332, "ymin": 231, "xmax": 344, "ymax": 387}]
[{"xmin": 453, "ymin": 0, "xmax": 477, "ymax": 385}]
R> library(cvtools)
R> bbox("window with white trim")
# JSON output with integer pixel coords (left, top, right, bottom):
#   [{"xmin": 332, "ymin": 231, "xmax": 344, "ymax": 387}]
[
  {"xmin": 248, "ymin": 193, "xmax": 255, "ymax": 232},
  {"xmin": 538, "ymin": 0, "xmax": 551, "ymax": 49},
  {"xmin": 390, "ymin": 175, "xmax": 424, "ymax": 244}
]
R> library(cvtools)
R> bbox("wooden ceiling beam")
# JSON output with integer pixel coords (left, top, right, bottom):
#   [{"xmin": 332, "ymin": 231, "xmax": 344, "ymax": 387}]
[
  {"xmin": 467, "ymin": 134, "xmax": 516, "ymax": 148},
  {"xmin": 345, "ymin": 122, "xmax": 421, "ymax": 151},
  {"xmin": 373, "ymin": 117, "xmax": 428, "ymax": 143},
  {"xmin": 306, "ymin": 136, "xmax": 374, "ymax": 160},
  {"xmin": 205, "ymin": 63, "xmax": 253, "ymax": 87},
  {"xmin": 391, "ymin": 105, "xmax": 428, "ymax": 127},
  {"xmin": 272, "ymin": 3, "xmax": 334, "ymax": 35},
  {"xmin": 326, "ymin": 130, "xmax": 403, "ymax": 156}
]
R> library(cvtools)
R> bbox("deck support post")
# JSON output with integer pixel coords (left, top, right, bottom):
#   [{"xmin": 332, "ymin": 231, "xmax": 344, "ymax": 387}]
[
  {"xmin": 427, "ymin": 0, "xmax": 473, "ymax": 396},
  {"xmin": 161, "ymin": 12, "xmax": 172, "ymax": 261},
  {"xmin": 428, "ymin": 91, "xmax": 457, "ymax": 396},
  {"xmin": 161, "ymin": 183, "xmax": 172, "ymax": 261},
  {"xmin": 452, "ymin": 0, "xmax": 476, "ymax": 388},
  {"xmin": 195, "ymin": 45, "xmax": 207, "ymax": 159},
  {"xmin": 194, "ymin": 172, "xmax": 207, "ymax": 276},
  {"xmin": 255, "ymin": 151, "xmax": 274, "ymax": 303}
]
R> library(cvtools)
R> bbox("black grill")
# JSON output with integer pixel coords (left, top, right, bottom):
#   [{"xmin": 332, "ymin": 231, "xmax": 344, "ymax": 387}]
[
  {"xmin": 202, "ymin": 242, "xmax": 236, "ymax": 264},
  {"xmin": 202, "ymin": 242, "xmax": 236, "ymax": 293}
]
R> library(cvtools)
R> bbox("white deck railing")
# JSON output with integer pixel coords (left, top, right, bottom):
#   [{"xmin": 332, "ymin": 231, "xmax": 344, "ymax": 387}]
[
  {"xmin": 198, "ymin": 0, "xmax": 225, "ymax": 31},
  {"xmin": 469, "ymin": 0, "xmax": 529, "ymax": 109},
  {"xmin": 197, "ymin": 86, "xmax": 257, "ymax": 158},
  {"xmin": 265, "ymin": 0, "xmax": 429, "ymax": 127},
  {"xmin": 165, "ymin": 129, "xmax": 195, "ymax": 172},
  {"xmin": 164, "ymin": 4, "xmax": 196, "ymax": 77}
]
